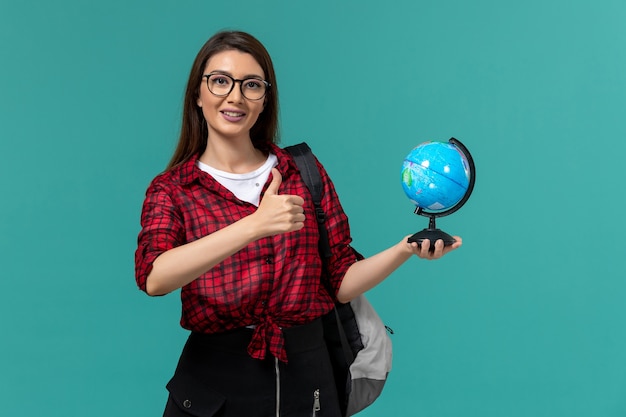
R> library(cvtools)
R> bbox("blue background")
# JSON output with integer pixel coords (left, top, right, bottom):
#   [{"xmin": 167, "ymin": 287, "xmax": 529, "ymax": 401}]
[{"xmin": 1, "ymin": 1, "xmax": 625, "ymax": 416}]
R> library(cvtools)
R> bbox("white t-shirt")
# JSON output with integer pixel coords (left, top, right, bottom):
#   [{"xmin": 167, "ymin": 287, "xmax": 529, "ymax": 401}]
[{"xmin": 197, "ymin": 153, "xmax": 278, "ymax": 206}]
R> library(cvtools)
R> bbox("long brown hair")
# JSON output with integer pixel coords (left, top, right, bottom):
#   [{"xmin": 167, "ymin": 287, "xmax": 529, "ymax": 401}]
[{"xmin": 167, "ymin": 31, "xmax": 280, "ymax": 170}]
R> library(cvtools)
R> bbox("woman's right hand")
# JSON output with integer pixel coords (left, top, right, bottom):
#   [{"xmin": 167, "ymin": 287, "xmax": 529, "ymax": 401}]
[{"xmin": 253, "ymin": 168, "xmax": 305, "ymax": 237}]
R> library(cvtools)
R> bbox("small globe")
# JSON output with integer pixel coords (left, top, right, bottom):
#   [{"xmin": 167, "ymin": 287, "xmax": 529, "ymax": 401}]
[{"xmin": 401, "ymin": 141, "xmax": 471, "ymax": 211}]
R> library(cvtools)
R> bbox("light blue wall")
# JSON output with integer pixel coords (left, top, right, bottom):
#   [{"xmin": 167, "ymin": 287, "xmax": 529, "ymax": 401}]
[{"xmin": 1, "ymin": 1, "xmax": 625, "ymax": 416}]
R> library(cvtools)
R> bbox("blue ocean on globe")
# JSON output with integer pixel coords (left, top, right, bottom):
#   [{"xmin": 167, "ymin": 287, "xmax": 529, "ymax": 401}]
[{"xmin": 401, "ymin": 141, "xmax": 471, "ymax": 211}]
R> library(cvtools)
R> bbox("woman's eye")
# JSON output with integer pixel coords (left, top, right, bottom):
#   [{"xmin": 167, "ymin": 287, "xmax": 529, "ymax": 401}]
[
  {"xmin": 245, "ymin": 80, "xmax": 262, "ymax": 89},
  {"xmin": 211, "ymin": 76, "xmax": 230, "ymax": 86}
]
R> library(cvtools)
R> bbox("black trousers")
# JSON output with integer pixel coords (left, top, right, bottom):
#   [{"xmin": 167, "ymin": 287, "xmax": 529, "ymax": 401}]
[{"xmin": 163, "ymin": 318, "xmax": 341, "ymax": 417}]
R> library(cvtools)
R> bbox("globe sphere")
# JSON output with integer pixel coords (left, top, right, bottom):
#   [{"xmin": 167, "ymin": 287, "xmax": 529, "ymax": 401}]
[{"xmin": 401, "ymin": 141, "xmax": 471, "ymax": 211}]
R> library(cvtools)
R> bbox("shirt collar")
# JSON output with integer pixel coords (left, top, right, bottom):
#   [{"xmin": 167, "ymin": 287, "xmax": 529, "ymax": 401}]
[
  {"xmin": 176, "ymin": 155, "xmax": 202, "ymax": 186},
  {"xmin": 269, "ymin": 143, "xmax": 300, "ymax": 176}
]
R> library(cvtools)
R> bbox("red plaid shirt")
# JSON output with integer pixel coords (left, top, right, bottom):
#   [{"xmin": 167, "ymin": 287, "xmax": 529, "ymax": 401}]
[{"xmin": 135, "ymin": 144, "xmax": 359, "ymax": 362}]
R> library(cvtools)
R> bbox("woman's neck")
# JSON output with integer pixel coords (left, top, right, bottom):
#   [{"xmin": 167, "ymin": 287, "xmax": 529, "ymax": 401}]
[{"xmin": 199, "ymin": 137, "xmax": 268, "ymax": 174}]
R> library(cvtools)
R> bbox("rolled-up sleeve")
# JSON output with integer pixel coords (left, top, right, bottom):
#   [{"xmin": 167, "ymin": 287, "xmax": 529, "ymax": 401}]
[{"xmin": 134, "ymin": 181, "xmax": 185, "ymax": 293}]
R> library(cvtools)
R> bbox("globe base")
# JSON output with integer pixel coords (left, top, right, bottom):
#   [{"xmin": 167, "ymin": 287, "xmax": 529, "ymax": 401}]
[{"xmin": 408, "ymin": 228, "xmax": 457, "ymax": 252}]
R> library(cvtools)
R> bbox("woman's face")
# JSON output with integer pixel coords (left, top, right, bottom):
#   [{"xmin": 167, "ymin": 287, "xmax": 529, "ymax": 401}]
[{"xmin": 197, "ymin": 50, "xmax": 266, "ymax": 143}]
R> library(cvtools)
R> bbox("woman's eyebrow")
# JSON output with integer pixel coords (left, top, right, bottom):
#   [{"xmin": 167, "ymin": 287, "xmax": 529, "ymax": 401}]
[{"xmin": 207, "ymin": 69, "xmax": 264, "ymax": 79}]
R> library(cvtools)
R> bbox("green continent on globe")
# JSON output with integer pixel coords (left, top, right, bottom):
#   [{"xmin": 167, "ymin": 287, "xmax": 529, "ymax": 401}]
[{"xmin": 402, "ymin": 167, "xmax": 412, "ymax": 187}]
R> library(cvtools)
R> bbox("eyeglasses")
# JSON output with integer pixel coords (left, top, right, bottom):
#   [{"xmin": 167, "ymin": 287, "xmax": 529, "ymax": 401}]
[{"xmin": 202, "ymin": 73, "xmax": 270, "ymax": 101}]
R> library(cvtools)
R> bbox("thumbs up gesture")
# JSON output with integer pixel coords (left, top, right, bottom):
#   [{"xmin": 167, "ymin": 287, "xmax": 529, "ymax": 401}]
[{"xmin": 253, "ymin": 168, "xmax": 305, "ymax": 237}]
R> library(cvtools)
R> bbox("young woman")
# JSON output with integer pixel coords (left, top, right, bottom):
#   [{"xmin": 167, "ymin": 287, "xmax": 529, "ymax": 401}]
[{"xmin": 135, "ymin": 30, "xmax": 462, "ymax": 417}]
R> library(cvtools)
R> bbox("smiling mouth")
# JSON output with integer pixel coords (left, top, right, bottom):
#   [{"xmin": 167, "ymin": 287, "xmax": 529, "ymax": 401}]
[{"xmin": 222, "ymin": 111, "xmax": 245, "ymax": 117}]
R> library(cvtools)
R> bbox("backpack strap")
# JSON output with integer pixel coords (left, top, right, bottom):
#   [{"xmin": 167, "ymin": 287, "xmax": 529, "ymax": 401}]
[
  {"xmin": 284, "ymin": 142, "xmax": 331, "ymax": 259},
  {"xmin": 285, "ymin": 142, "xmax": 354, "ymax": 364}
]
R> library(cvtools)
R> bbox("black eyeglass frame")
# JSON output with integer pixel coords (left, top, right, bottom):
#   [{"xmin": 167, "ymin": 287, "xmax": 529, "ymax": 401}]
[{"xmin": 202, "ymin": 73, "xmax": 271, "ymax": 101}]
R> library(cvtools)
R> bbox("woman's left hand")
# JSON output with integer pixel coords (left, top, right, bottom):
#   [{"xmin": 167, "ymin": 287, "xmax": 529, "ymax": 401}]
[
  {"xmin": 337, "ymin": 235, "xmax": 464, "ymax": 302},
  {"xmin": 405, "ymin": 236, "xmax": 463, "ymax": 260}
]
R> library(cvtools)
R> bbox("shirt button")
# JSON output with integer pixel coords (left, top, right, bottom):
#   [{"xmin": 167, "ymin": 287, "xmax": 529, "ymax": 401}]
[
  {"xmin": 183, "ymin": 399, "xmax": 192, "ymax": 409},
  {"xmin": 265, "ymin": 257, "xmax": 273, "ymax": 264}
]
